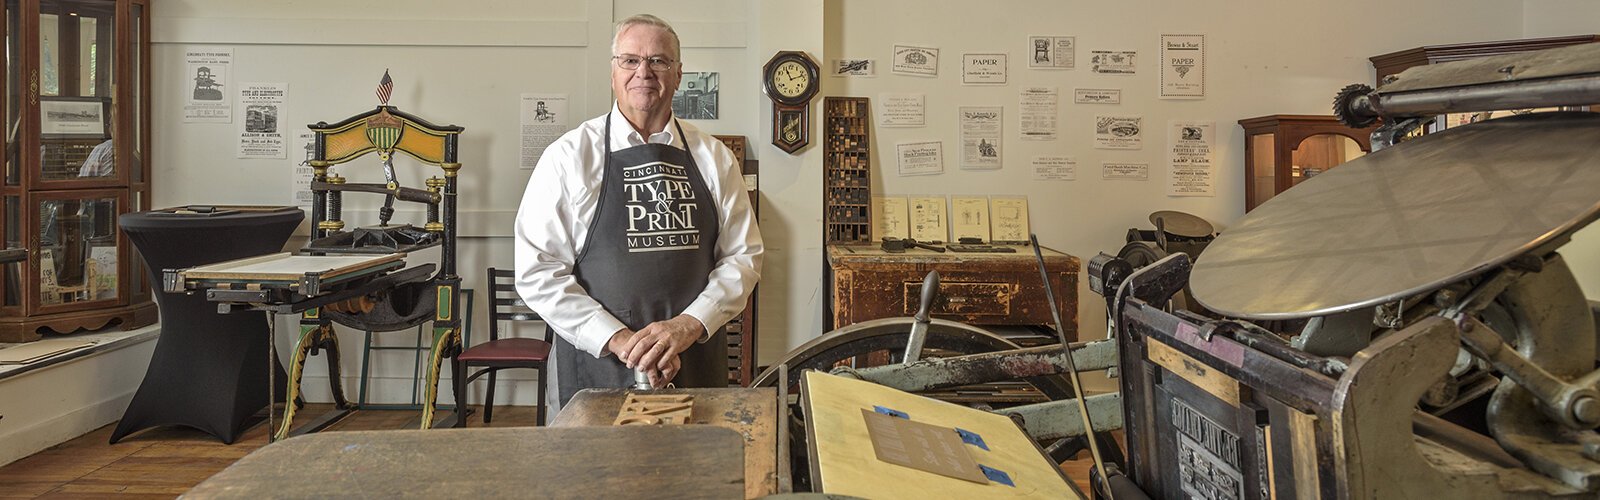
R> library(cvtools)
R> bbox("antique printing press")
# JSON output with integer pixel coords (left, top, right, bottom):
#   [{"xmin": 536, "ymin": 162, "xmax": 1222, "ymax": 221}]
[
  {"xmin": 165, "ymin": 89, "xmax": 466, "ymax": 441},
  {"xmin": 756, "ymin": 43, "xmax": 1600, "ymax": 499}
]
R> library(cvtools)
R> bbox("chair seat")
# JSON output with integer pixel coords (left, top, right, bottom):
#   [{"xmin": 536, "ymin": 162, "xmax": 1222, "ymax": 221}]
[{"xmin": 458, "ymin": 337, "xmax": 551, "ymax": 363}]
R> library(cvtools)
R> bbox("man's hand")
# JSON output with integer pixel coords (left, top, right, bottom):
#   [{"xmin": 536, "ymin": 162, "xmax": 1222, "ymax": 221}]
[
  {"xmin": 605, "ymin": 327, "xmax": 636, "ymax": 359},
  {"xmin": 620, "ymin": 314, "xmax": 704, "ymax": 375},
  {"xmin": 647, "ymin": 354, "xmax": 682, "ymax": 388}
]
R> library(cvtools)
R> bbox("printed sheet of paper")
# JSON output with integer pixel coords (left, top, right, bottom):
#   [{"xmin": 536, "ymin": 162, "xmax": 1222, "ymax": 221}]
[
  {"xmin": 1028, "ymin": 36, "xmax": 1075, "ymax": 69},
  {"xmin": 892, "ymin": 45, "xmax": 940, "ymax": 76},
  {"xmin": 1074, "ymin": 88, "xmax": 1121, "ymax": 104},
  {"xmin": 290, "ymin": 132, "xmax": 316, "ymax": 207},
  {"xmin": 521, "ymin": 93, "xmax": 569, "ymax": 169},
  {"xmin": 959, "ymin": 106, "xmax": 1002, "ymax": 170},
  {"xmin": 990, "ymin": 197, "xmax": 1031, "ymax": 243},
  {"xmin": 909, "ymin": 196, "xmax": 949, "ymax": 242},
  {"xmin": 873, "ymin": 196, "xmax": 911, "ymax": 241},
  {"xmin": 1103, "ymin": 162, "xmax": 1149, "ymax": 181},
  {"xmin": 1090, "ymin": 50, "xmax": 1136, "ymax": 75},
  {"xmin": 962, "ymin": 53, "xmax": 1007, "ymax": 84},
  {"xmin": 896, "ymin": 141, "xmax": 944, "ymax": 176},
  {"xmin": 236, "ymin": 83, "xmax": 287, "ymax": 159},
  {"xmin": 1160, "ymin": 34, "xmax": 1206, "ymax": 99},
  {"xmin": 879, "ymin": 93, "xmax": 925, "ymax": 127},
  {"xmin": 950, "ymin": 196, "xmax": 990, "ymax": 242},
  {"xmin": 184, "ymin": 48, "xmax": 232, "ymax": 123},
  {"xmin": 1033, "ymin": 156, "xmax": 1075, "ymax": 181},
  {"xmin": 862, "ymin": 409, "xmax": 987, "ymax": 484},
  {"xmin": 1168, "ymin": 120, "xmax": 1216, "ymax": 196},
  {"xmin": 1019, "ymin": 87, "xmax": 1058, "ymax": 141},
  {"xmin": 833, "ymin": 59, "xmax": 876, "ymax": 77},
  {"xmin": 1095, "ymin": 115, "xmax": 1143, "ymax": 150}
]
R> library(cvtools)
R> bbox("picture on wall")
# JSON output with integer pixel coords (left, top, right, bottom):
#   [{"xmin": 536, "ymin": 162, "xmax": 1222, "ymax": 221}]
[{"xmin": 673, "ymin": 72, "xmax": 719, "ymax": 120}]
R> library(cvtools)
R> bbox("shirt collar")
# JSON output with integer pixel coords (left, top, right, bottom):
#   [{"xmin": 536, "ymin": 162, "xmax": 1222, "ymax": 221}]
[{"xmin": 609, "ymin": 103, "xmax": 680, "ymax": 149}]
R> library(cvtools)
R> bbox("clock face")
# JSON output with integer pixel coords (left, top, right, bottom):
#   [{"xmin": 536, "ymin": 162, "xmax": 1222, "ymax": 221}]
[{"xmin": 772, "ymin": 60, "xmax": 811, "ymax": 98}]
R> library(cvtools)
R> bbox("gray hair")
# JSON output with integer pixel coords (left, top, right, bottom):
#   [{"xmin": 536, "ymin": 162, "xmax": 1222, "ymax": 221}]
[{"xmin": 612, "ymin": 14, "xmax": 681, "ymax": 61}]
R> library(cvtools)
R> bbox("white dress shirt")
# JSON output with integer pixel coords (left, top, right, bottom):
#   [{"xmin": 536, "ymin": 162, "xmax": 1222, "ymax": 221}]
[{"xmin": 514, "ymin": 104, "xmax": 763, "ymax": 358}]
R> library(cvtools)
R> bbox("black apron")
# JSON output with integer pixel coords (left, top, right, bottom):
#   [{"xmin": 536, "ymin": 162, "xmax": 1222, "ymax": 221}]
[{"xmin": 554, "ymin": 115, "xmax": 726, "ymax": 406}]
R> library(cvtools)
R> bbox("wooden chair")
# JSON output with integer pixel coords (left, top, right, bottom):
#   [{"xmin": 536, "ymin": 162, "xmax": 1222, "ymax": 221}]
[{"xmin": 453, "ymin": 268, "xmax": 552, "ymax": 426}]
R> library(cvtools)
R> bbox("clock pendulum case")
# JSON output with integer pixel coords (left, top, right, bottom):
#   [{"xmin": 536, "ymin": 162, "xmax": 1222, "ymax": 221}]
[{"xmin": 763, "ymin": 51, "xmax": 821, "ymax": 154}]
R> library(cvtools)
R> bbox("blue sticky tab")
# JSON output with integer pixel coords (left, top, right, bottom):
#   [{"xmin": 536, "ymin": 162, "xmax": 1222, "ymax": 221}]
[
  {"xmin": 873, "ymin": 405, "xmax": 909, "ymax": 419},
  {"xmin": 979, "ymin": 464, "xmax": 1014, "ymax": 487},
  {"xmin": 956, "ymin": 428, "xmax": 989, "ymax": 450}
]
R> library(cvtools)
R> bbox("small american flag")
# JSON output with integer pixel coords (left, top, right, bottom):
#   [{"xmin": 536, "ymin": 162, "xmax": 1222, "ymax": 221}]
[{"xmin": 376, "ymin": 70, "xmax": 393, "ymax": 105}]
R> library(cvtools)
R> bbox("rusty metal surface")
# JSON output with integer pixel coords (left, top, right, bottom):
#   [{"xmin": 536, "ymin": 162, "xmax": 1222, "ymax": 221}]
[
  {"xmin": 1193, "ymin": 112, "xmax": 1600, "ymax": 320},
  {"xmin": 844, "ymin": 340, "xmax": 1118, "ymax": 393},
  {"xmin": 1379, "ymin": 43, "xmax": 1600, "ymax": 93},
  {"xmin": 828, "ymin": 244, "xmax": 1079, "ymax": 333},
  {"xmin": 551, "ymin": 387, "xmax": 778, "ymax": 499},
  {"xmin": 1002, "ymin": 393, "xmax": 1125, "ymax": 441}
]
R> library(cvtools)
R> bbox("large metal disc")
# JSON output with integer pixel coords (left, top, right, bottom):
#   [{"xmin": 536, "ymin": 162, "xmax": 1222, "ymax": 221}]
[
  {"xmin": 1149, "ymin": 210, "xmax": 1214, "ymax": 238},
  {"xmin": 1192, "ymin": 111, "xmax": 1600, "ymax": 320}
]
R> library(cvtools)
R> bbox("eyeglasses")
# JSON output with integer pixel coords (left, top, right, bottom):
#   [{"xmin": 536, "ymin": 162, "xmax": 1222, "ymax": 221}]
[{"xmin": 613, "ymin": 54, "xmax": 676, "ymax": 72}]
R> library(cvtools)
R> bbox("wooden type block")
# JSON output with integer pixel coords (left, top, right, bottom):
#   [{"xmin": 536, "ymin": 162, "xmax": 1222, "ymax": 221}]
[{"xmin": 612, "ymin": 393, "xmax": 695, "ymax": 425}]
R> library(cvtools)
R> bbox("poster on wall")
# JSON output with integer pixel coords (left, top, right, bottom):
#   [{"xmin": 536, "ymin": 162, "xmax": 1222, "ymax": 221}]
[
  {"xmin": 989, "ymin": 196, "xmax": 1031, "ymax": 243},
  {"xmin": 1090, "ymin": 50, "xmax": 1137, "ymax": 75},
  {"xmin": 896, "ymin": 141, "xmax": 944, "ymax": 176},
  {"xmin": 1027, "ymin": 36, "xmax": 1075, "ymax": 69},
  {"xmin": 892, "ymin": 45, "xmax": 940, "ymax": 76},
  {"xmin": 962, "ymin": 53, "xmax": 1007, "ymax": 84},
  {"xmin": 950, "ymin": 196, "xmax": 991, "ymax": 242},
  {"xmin": 1019, "ymin": 87, "xmax": 1058, "ymax": 141},
  {"xmin": 1103, "ymin": 162, "xmax": 1149, "ymax": 181},
  {"xmin": 520, "ymin": 93, "xmax": 569, "ymax": 170},
  {"xmin": 833, "ymin": 59, "xmax": 876, "ymax": 77},
  {"xmin": 290, "ymin": 132, "xmax": 316, "ymax": 207},
  {"xmin": 1033, "ymin": 156, "xmax": 1075, "ymax": 181},
  {"xmin": 1074, "ymin": 88, "xmax": 1121, "ymax": 104},
  {"xmin": 1160, "ymin": 34, "xmax": 1206, "ymax": 99},
  {"xmin": 236, "ymin": 82, "xmax": 287, "ymax": 159},
  {"xmin": 673, "ymin": 72, "xmax": 718, "ymax": 119},
  {"xmin": 873, "ymin": 196, "xmax": 910, "ymax": 241},
  {"xmin": 879, "ymin": 93, "xmax": 926, "ymax": 127},
  {"xmin": 959, "ymin": 106, "xmax": 1003, "ymax": 170},
  {"xmin": 184, "ymin": 48, "xmax": 232, "ymax": 123},
  {"xmin": 1095, "ymin": 115, "xmax": 1143, "ymax": 150},
  {"xmin": 1167, "ymin": 120, "xmax": 1216, "ymax": 196},
  {"xmin": 909, "ymin": 195, "xmax": 949, "ymax": 242}
]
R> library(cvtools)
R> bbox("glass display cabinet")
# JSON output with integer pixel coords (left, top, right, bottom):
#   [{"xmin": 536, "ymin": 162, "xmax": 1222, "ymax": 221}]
[
  {"xmin": 0, "ymin": 0, "xmax": 153, "ymax": 342},
  {"xmin": 1237, "ymin": 115, "xmax": 1375, "ymax": 213}
]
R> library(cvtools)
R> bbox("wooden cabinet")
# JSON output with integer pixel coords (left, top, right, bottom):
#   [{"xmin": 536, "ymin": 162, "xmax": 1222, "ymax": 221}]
[
  {"xmin": 713, "ymin": 135, "xmax": 759, "ymax": 386},
  {"xmin": 827, "ymin": 244, "xmax": 1079, "ymax": 341},
  {"xmin": 1237, "ymin": 115, "xmax": 1375, "ymax": 213},
  {"xmin": 1, "ymin": 0, "xmax": 154, "ymax": 342}
]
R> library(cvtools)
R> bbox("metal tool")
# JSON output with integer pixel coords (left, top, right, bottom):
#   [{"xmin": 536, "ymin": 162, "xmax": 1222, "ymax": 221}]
[
  {"xmin": 902, "ymin": 271, "xmax": 940, "ymax": 363},
  {"xmin": 880, "ymin": 236, "xmax": 946, "ymax": 253},
  {"xmin": 634, "ymin": 369, "xmax": 652, "ymax": 390},
  {"xmin": 1030, "ymin": 234, "xmax": 1107, "ymax": 491}
]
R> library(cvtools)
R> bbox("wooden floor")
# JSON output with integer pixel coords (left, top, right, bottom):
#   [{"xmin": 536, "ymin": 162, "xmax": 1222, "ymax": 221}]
[{"xmin": 0, "ymin": 404, "xmax": 1100, "ymax": 498}]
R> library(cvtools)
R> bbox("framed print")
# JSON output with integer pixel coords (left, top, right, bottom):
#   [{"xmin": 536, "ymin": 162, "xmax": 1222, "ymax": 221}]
[{"xmin": 40, "ymin": 97, "xmax": 110, "ymax": 139}]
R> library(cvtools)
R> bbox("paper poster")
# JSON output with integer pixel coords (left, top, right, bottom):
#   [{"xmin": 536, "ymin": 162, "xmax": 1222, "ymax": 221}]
[
  {"xmin": 897, "ymin": 141, "xmax": 943, "ymax": 176},
  {"xmin": 1033, "ymin": 156, "xmax": 1076, "ymax": 181},
  {"xmin": 909, "ymin": 196, "xmax": 949, "ymax": 242},
  {"xmin": 1160, "ymin": 34, "xmax": 1206, "ymax": 99},
  {"xmin": 879, "ymin": 93, "xmax": 926, "ymax": 127},
  {"xmin": 291, "ymin": 132, "xmax": 316, "ymax": 207},
  {"xmin": 1028, "ymin": 36, "xmax": 1075, "ymax": 69},
  {"xmin": 833, "ymin": 59, "xmax": 876, "ymax": 77},
  {"xmin": 1168, "ymin": 120, "xmax": 1216, "ymax": 196},
  {"xmin": 520, "ymin": 93, "xmax": 569, "ymax": 170},
  {"xmin": 990, "ymin": 197, "xmax": 1030, "ymax": 243},
  {"xmin": 962, "ymin": 53, "xmax": 1007, "ymax": 84},
  {"xmin": 892, "ymin": 45, "xmax": 940, "ymax": 76},
  {"xmin": 1103, "ymin": 162, "xmax": 1149, "ymax": 181},
  {"xmin": 1095, "ymin": 115, "xmax": 1143, "ymax": 150},
  {"xmin": 673, "ymin": 73, "xmax": 718, "ymax": 119},
  {"xmin": 184, "ymin": 48, "xmax": 232, "ymax": 123},
  {"xmin": 951, "ymin": 196, "xmax": 990, "ymax": 242},
  {"xmin": 959, "ymin": 106, "xmax": 1002, "ymax": 170},
  {"xmin": 1075, "ymin": 88, "xmax": 1121, "ymax": 104},
  {"xmin": 1019, "ymin": 87, "xmax": 1058, "ymax": 141},
  {"xmin": 236, "ymin": 83, "xmax": 287, "ymax": 159},
  {"xmin": 1090, "ymin": 50, "xmax": 1136, "ymax": 75},
  {"xmin": 873, "ymin": 196, "xmax": 910, "ymax": 241}
]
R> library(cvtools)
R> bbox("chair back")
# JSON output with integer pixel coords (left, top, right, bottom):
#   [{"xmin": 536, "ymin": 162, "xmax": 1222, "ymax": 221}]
[{"xmin": 487, "ymin": 267, "xmax": 547, "ymax": 342}]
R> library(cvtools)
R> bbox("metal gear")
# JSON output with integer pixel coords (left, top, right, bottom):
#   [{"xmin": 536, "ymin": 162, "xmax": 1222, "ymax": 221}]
[{"xmin": 1333, "ymin": 83, "xmax": 1377, "ymax": 128}]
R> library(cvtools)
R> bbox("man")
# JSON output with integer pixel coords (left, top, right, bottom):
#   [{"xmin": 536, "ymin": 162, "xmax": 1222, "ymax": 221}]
[{"xmin": 514, "ymin": 14, "xmax": 763, "ymax": 407}]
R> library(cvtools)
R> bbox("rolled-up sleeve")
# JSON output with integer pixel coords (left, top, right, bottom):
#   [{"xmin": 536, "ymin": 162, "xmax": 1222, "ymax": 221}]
[
  {"xmin": 679, "ymin": 141, "xmax": 764, "ymax": 337},
  {"xmin": 513, "ymin": 137, "xmax": 626, "ymax": 358}
]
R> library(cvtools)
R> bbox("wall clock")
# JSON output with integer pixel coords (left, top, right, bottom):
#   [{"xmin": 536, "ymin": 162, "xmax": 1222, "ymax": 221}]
[{"xmin": 763, "ymin": 51, "xmax": 820, "ymax": 154}]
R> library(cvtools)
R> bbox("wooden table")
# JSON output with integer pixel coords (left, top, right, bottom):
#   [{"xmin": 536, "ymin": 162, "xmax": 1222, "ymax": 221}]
[
  {"xmin": 185, "ymin": 426, "xmax": 745, "ymax": 499},
  {"xmin": 552, "ymin": 387, "xmax": 779, "ymax": 499},
  {"xmin": 826, "ymin": 243, "xmax": 1079, "ymax": 339}
]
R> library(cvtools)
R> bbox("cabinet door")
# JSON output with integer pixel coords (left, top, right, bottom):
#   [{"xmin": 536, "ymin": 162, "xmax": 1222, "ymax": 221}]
[{"xmin": 30, "ymin": 188, "xmax": 124, "ymax": 314}]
